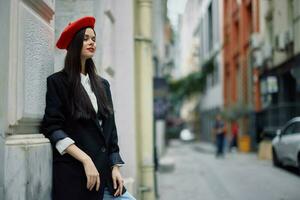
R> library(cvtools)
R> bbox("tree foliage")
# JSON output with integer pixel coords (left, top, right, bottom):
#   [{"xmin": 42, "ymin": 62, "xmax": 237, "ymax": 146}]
[{"xmin": 167, "ymin": 56, "xmax": 215, "ymax": 104}]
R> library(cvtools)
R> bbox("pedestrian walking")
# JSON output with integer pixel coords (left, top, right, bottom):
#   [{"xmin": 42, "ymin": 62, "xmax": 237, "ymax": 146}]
[
  {"xmin": 229, "ymin": 121, "xmax": 239, "ymax": 152},
  {"xmin": 40, "ymin": 16, "xmax": 136, "ymax": 200},
  {"xmin": 213, "ymin": 114, "xmax": 226, "ymax": 157}
]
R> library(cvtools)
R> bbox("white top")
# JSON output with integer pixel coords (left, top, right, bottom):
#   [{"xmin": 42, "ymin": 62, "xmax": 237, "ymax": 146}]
[{"xmin": 56, "ymin": 73, "xmax": 99, "ymax": 155}]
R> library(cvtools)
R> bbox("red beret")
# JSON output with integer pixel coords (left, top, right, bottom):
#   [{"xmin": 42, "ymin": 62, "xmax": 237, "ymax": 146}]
[{"xmin": 56, "ymin": 16, "xmax": 96, "ymax": 49}]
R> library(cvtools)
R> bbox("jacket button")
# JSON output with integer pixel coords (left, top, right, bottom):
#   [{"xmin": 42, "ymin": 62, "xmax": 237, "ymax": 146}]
[{"xmin": 101, "ymin": 147, "xmax": 106, "ymax": 152}]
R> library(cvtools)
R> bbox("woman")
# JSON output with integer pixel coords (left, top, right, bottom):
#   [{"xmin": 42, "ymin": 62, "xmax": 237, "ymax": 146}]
[{"xmin": 40, "ymin": 16, "xmax": 136, "ymax": 200}]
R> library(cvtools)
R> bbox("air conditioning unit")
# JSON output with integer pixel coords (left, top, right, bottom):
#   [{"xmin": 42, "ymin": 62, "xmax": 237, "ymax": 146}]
[
  {"xmin": 262, "ymin": 41, "xmax": 272, "ymax": 60},
  {"xmin": 250, "ymin": 33, "xmax": 261, "ymax": 50},
  {"xmin": 252, "ymin": 50, "xmax": 263, "ymax": 68},
  {"xmin": 275, "ymin": 32, "xmax": 286, "ymax": 51}
]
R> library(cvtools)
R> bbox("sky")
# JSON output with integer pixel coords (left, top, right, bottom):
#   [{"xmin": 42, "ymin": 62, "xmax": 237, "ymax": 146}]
[{"xmin": 167, "ymin": 0, "xmax": 188, "ymax": 29}]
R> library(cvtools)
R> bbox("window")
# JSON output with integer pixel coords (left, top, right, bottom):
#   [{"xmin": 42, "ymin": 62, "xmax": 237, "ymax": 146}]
[
  {"xmin": 283, "ymin": 124, "xmax": 295, "ymax": 136},
  {"xmin": 292, "ymin": 122, "xmax": 300, "ymax": 135},
  {"xmin": 282, "ymin": 122, "xmax": 300, "ymax": 136}
]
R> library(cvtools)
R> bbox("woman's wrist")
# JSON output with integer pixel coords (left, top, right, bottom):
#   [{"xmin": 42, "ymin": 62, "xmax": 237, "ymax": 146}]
[
  {"xmin": 80, "ymin": 155, "xmax": 92, "ymax": 164},
  {"xmin": 65, "ymin": 144, "xmax": 91, "ymax": 164},
  {"xmin": 112, "ymin": 165, "xmax": 120, "ymax": 170}
]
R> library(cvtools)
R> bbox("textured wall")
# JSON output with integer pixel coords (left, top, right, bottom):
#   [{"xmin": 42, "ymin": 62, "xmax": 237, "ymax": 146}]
[
  {"xmin": 2, "ymin": 0, "xmax": 55, "ymax": 199},
  {"xmin": 21, "ymin": 3, "xmax": 54, "ymax": 118},
  {"xmin": 0, "ymin": 0, "xmax": 11, "ymax": 198}
]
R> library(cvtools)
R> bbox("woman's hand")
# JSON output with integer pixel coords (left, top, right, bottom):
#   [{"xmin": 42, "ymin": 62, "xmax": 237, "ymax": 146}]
[
  {"xmin": 82, "ymin": 157, "xmax": 101, "ymax": 191},
  {"xmin": 112, "ymin": 165, "xmax": 124, "ymax": 196},
  {"xmin": 64, "ymin": 144, "xmax": 101, "ymax": 191}
]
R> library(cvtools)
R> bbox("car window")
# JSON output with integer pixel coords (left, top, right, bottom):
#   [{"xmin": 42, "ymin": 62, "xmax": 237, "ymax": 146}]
[
  {"xmin": 282, "ymin": 124, "xmax": 296, "ymax": 136},
  {"xmin": 292, "ymin": 122, "xmax": 300, "ymax": 135}
]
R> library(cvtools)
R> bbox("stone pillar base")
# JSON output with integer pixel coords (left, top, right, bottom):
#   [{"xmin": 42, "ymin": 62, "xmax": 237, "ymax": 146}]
[{"xmin": 4, "ymin": 134, "xmax": 52, "ymax": 200}]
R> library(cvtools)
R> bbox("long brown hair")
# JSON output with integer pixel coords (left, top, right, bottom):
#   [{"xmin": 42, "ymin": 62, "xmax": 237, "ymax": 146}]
[{"xmin": 62, "ymin": 27, "xmax": 112, "ymax": 120}]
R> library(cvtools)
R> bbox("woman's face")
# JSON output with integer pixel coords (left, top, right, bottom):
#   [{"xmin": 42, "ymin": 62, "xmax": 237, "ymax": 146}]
[{"xmin": 81, "ymin": 28, "xmax": 96, "ymax": 59}]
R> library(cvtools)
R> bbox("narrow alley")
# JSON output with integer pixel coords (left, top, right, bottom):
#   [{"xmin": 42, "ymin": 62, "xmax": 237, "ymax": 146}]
[{"xmin": 158, "ymin": 140, "xmax": 300, "ymax": 200}]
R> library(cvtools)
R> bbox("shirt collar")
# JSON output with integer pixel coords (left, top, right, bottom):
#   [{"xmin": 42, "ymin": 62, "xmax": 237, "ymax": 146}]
[{"xmin": 80, "ymin": 73, "xmax": 90, "ymax": 85}]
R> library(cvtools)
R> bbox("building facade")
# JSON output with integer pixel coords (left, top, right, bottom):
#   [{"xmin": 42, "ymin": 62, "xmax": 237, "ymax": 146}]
[
  {"xmin": 0, "ymin": 0, "xmax": 157, "ymax": 199},
  {"xmin": 254, "ymin": 0, "xmax": 300, "ymax": 139},
  {"xmin": 197, "ymin": 0, "xmax": 224, "ymax": 141},
  {"xmin": 223, "ymin": 0, "xmax": 259, "ymax": 148},
  {"xmin": 176, "ymin": 0, "xmax": 223, "ymax": 141}
]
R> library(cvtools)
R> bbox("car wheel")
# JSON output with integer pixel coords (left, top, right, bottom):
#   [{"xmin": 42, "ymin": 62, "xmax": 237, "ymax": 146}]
[{"xmin": 272, "ymin": 148, "xmax": 281, "ymax": 167}]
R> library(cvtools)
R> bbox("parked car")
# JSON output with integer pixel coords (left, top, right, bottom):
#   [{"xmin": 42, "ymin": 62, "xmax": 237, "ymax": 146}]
[{"xmin": 272, "ymin": 117, "xmax": 300, "ymax": 173}]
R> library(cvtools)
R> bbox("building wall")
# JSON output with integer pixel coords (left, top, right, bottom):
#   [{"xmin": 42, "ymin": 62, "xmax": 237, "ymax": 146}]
[
  {"xmin": 198, "ymin": 0, "xmax": 223, "ymax": 111},
  {"xmin": 196, "ymin": 0, "xmax": 223, "ymax": 141},
  {"xmin": 178, "ymin": 0, "xmax": 201, "ymax": 122},
  {"xmin": 223, "ymin": 0, "xmax": 259, "ymax": 137},
  {"xmin": 254, "ymin": 0, "xmax": 300, "ymax": 136},
  {"xmin": 152, "ymin": 0, "xmax": 166, "ymax": 77},
  {"xmin": 179, "ymin": 0, "xmax": 200, "ymax": 76},
  {"xmin": 294, "ymin": 0, "xmax": 300, "ymax": 54},
  {"xmin": 113, "ymin": 0, "xmax": 137, "ymax": 194},
  {"xmin": 0, "ymin": 0, "xmax": 55, "ymax": 199},
  {"xmin": 0, "ymin": 0, "xmax": 11, "ymax": 198}
]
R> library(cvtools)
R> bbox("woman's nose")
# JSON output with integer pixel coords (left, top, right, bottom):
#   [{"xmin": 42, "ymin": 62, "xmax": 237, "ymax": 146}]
[{"xmin": 88, "ymin": 39, "xmax": 95, "ymax": 45}]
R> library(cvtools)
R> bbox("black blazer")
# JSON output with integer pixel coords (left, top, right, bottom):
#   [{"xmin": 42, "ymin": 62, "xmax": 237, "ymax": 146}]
[{"xmin": 40, "ymin": 71, "xmax": 125, "ymax": 200}]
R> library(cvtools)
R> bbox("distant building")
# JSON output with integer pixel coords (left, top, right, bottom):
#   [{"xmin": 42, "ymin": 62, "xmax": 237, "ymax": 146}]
[
  {"xmin": 196, "ymin": 0, "xmax": 224, "ymax": 141},
  {"xmin": 223, "ymin": 0, "xmax": 259, "ymax": 148},
  {"xmin": 253, "ymin": 0, "xmax": 300, "ymax": 140}
]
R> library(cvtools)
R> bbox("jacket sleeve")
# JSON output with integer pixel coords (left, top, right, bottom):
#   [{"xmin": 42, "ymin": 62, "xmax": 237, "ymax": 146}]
[
  {"xmin": 40, "ymin": 76, "xmax": 69, "ymax": 146},
  {"xmin": 103, "ymin": 80, "xmax": 125, "ymax": 167}
]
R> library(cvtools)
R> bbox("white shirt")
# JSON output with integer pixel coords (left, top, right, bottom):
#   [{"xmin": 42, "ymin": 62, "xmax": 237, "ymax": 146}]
[{"xmin": 56, "ymin": 73, "xmax": 99, "ymax": 155}]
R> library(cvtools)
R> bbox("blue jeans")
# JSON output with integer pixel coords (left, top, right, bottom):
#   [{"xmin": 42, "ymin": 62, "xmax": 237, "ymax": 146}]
[
  {"xmin": 216, "ymin": 134, "xmax": 225, "ymax": 157},
  {"xmin": 103, "ymin": 188, "xmax": 136, "ymax": 200}
]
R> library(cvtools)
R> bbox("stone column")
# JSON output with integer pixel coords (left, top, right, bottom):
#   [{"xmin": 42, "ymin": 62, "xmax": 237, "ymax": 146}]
[{"xmin": 0, "ymin": 0, "xmax": 55, "ymax": 199}]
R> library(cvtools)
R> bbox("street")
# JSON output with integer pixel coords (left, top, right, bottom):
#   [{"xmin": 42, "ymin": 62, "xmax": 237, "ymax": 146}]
[{"xmin": 158, "ymin": 140, "xmax": 300, "ymax": 200}]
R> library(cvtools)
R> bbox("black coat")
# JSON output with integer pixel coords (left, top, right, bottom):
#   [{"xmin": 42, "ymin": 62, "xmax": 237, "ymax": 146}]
[{"xmin": 40, "ymin": 71, "xmax": 126, "ymax": 200}]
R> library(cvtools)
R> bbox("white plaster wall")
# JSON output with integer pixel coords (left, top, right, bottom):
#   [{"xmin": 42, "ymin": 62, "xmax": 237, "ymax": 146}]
[
  {"xmin": 54, "ymin": 0, "xmax": 96, "ymax": 72},
  {"xmin": 113, "ymin": 0, "xmax": 137, "ymax": 195},
  {"xmin": 200, "ymin": 0, "xmax": 223, "ymax": 111},
  {"xmin": 200, "ymin": 84, "xmax": 223, "ymax": 110},
  {"xmin": 179, "ymin": 0, "xmax": 200, "ymax": 76}
]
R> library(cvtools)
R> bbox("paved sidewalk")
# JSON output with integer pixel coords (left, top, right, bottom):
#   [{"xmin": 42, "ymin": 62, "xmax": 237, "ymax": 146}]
[{"xmin": 157, "ymin": 140, "xmax": 300, "ymax": 200}]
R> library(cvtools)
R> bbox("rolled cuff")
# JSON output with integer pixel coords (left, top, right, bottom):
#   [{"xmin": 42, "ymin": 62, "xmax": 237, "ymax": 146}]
[
  {"xmin": 55, "ymin": 137, "xmax": 75, "ymax": 155},
  {"xmin": 49, "ymin": 129, "xmax": 68, "ymax": 145},
  {"xmin": 109, "ymin": 152, "xmax": 125, "ymax": 167}
]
